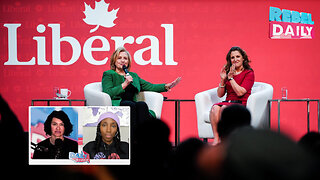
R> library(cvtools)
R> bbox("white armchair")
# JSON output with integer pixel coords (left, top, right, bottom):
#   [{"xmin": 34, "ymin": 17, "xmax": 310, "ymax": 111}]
[
  {"xmin": 84, "ymin": 82, "xmax": 164, "ymax": 118},
  {"xmin": 195, "ymin": 82, "xmax": 273, "ymax": 140}
]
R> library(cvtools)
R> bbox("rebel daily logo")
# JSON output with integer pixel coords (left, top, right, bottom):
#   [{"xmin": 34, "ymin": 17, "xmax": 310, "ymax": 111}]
[{"xmin": 269, "ymin": 6, "xmax": 314, "ymax": 39}]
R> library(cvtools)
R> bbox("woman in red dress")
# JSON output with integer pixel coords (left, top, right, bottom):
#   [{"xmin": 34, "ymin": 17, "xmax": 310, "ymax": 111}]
[{"xmin": 210, "ymin": 46, "xmax": 254, "ymax": 145}]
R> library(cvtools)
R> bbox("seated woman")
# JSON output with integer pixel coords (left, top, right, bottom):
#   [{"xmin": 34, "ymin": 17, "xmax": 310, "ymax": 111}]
[
  {"xmin": 102, "ymin": 47, "xmax": 181, "ymax": 138},
  {"xmin": 33, "ymin": 110, "xmax": 78, "ymax": 159},
  {"xmin": 83, "ymin": 112, "xmax": 129, "ymax": 159},
  {"xmin": 210, "ymin": 46, "xmax": 254, "ymax": 145}
]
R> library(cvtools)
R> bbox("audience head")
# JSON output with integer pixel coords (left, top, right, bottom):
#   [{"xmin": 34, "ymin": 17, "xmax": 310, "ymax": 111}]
[
  {"xmin": 298, "ymin": 131, "xmax": 320, "ymax": 159},
  {"xmin": 136, "ymin": 118, "xmax": 171, "ymax": 155},
  {"xmin": 132, "ymin": 118, "xmax": 172, "ymax": 179},
  {"xmin": 174, "ymin": 138, "xmax": 205, "ymax": 179},
  {"xmin": 222, "ymin": 128, "xmax": 319, "ymax": 180},
  {"xmin": 218, "ymin": 104, "xmax": 251, "ymax": 140}
]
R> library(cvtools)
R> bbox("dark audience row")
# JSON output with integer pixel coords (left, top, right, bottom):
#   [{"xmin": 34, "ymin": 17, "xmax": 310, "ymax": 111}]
[{"xmin": 0, "ymin": 95, "xmax": 319, "ymax": 180}]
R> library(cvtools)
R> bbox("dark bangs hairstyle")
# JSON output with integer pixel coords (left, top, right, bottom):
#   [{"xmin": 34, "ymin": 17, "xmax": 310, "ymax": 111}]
[
  {"xmin": 44, "ymin": 110, "xmax": 73, "ymax": 136},
  {"xmin": 225, "ymin": 46, "xmax": 252, "ymax": 74}
]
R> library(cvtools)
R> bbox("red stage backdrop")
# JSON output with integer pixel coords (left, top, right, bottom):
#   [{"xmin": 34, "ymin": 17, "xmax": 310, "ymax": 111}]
[{"xmin": 1, "ymin": 0, "xmax": 319, "ymax": 142}]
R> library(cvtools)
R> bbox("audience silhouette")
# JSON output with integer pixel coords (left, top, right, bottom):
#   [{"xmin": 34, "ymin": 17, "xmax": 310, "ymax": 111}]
[
  {"xmin": 298, "ymin": 131, "xmax": 320, "ymax": 160},
  {"xmin": 218, "ymin": 104, "xmax": 251, "ymax": 141},
  {"xmin": 1, "ymin": 94, "xmax": 319, "ymax": 180}
]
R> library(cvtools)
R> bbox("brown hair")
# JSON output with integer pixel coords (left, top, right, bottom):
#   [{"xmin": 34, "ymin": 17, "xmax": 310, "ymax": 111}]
[{"xmin": 225, "ymin": 46, "xmax": 252, "ymax": 73}]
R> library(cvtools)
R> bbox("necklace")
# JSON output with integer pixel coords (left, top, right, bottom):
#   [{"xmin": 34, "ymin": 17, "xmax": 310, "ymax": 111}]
[{"xmin": 235, "ymin": 67, "xmax": 244, "ymax": 75}]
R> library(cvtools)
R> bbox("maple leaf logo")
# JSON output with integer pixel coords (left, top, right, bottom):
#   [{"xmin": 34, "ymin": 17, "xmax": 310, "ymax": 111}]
[{"xmin": 83, "ymin": 0, "xmax": 119, "ymax": 33}]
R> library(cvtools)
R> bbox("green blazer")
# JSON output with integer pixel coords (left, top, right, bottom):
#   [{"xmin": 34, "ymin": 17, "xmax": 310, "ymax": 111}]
[{"xmin": 102, "ymin": 70, "xmax": 167, "ymax": 116}]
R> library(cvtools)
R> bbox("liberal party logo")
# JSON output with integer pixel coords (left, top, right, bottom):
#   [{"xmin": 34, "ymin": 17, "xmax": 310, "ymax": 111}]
[
  {"xmin": 2, "ymin": 0, "xmax": 177, "ymax": 66},
  {"xmin": 269, "ymin": 6, "xmax": 314, "ymax": 39},
  {"xmin": 83, "ymin": 0, "xmax": 119, "ymax": 33}
]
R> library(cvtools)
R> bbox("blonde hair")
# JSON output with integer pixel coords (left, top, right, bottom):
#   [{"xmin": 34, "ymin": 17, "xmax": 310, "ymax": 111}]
[{"xmin": 110, "ymin": 47, "xmax": 132, "ymax": 70}]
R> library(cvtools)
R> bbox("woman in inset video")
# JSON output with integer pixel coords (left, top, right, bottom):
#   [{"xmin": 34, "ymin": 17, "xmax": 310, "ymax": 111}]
[
  {"xmin": 83, "ymin": 112, "xmax": 129, "ymax": 159},
  {"xmin": 33, "ymin": 110, "xmax": 78, "ymax": 159}
]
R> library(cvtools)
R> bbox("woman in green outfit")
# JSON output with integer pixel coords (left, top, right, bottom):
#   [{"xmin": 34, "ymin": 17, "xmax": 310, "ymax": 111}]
[{"xmin": 102, "ymin": 47, "xmax": 181, "ymax": 138}]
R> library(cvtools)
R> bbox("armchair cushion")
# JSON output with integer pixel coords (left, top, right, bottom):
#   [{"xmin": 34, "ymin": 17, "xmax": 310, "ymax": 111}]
[{"xmin": 84, "ymin": 82, "xmax": 164, "ymax": 119}]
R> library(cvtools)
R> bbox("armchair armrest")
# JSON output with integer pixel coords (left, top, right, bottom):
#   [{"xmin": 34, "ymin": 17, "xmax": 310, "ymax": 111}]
[
  {"xmin": 137, "ymin": 91, "xmax": 163, "ymax": 118},
  {"xmin": 195, "ymin": 88, "xmax": 226, "ymax": 122},
  {"xmin": 84, "ymin": 82, "xmax": 112, "ymax": 106},
  {"xmin": 247, "ymin": 83, "xmax": 273, "ymax": 128},
  {"xmin": 195, "ymin": 88, "xmax": 226, "ymax": 138}
]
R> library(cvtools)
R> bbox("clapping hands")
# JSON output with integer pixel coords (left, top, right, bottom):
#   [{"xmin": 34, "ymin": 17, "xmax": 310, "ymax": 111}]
[
  {"xmin": 220, "ymin": 65, "xmax": 227, "ymax": 80},
  {"xmin": 220, "ymin": 64, "xmax": 236, "ymax": 80},
  {"xmin": 227, "ymin": 64, "xmax": 236, "ymax": 79}
]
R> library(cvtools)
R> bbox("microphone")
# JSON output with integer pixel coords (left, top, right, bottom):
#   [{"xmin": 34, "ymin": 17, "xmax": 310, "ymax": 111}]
[{"xmin": 122, "ymin": 65, "xmax": 130, "ymax": 76}]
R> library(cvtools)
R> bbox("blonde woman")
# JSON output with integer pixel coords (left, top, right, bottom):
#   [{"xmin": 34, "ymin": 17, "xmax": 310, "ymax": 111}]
[{"xmin": 102, "ymin": 47, "xmax": 180, "ymax": 138}]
